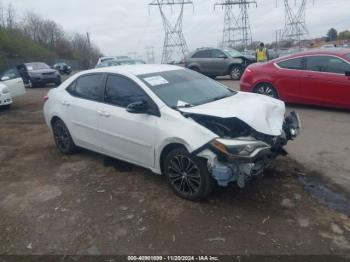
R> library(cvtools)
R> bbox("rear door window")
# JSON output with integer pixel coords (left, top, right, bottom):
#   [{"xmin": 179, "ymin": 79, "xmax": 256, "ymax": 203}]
[
  {"xmin": 211, "ymin": 49, "xmax": 226, "ymax": 58},
  {"xmin": 67, "ymin": 74, "xmax": 103, "ymax": 101},
  {"xmin": 306, "ymin": 56, "xmax": 350, "ymax": 74},
  {"xmin": 192, "ymin": 50, "xmax": 211, "ymax": 58},
  {"xmin": 277, "ymin": 57, "xmax": 304, "ymax": 70}
]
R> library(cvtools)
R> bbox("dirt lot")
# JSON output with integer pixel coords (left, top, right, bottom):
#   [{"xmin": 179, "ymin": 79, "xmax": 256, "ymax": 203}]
[{"xmin": 1, "ymin": 83, "xmax": 350, "ymax": 256}]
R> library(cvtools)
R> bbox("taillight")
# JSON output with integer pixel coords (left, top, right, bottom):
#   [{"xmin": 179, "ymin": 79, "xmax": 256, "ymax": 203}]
[{"xmin": 43, "ymin": 95, "xmax": 49, "ymax": 103}]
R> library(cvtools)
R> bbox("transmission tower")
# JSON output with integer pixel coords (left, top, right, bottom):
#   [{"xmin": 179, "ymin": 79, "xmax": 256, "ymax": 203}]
[
  {"xmin": 146, "ymin": 46, "xmax": 156, "ymax": 63},
  {"xmin": 215, "ymin": 0, "xmax": 257, "ymax": 50},
  {"xmin": 281, "ymin": 0, "xmax": 309, "ymax": 42},
  {"xmin": 149, "ymin": 0, "xmax": 193, "ymax": 64}
]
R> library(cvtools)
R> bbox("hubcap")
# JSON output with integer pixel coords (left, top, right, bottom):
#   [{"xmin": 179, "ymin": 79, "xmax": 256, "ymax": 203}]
[
  {"xmin": 231, "ymin": 68, "xmax": 241, "ymax": 79},
  {"xmin": 53, "ymin": 122, "xmax": 70, "ymax": 151},
  {"xmin": 167, "ymin": 155, "xmax": 201, "ymax": 196},
  {"xmin": 257, "ymin": 86, "xmax": 275, "ymax": 98}
]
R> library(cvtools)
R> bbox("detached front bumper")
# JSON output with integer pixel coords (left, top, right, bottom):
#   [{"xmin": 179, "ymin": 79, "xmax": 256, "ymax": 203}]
[{"xmin": 197, "ymin": 111, "xmax": 301, "ymax": 188}]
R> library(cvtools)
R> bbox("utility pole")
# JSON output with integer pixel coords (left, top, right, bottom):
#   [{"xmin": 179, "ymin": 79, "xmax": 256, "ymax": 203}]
[
  {"xmin": 281, "ymin": 0, "xmax": 313, "ymax": 43},
  {"xmin": 214, "ymin": 0, "xmax": 257, "ymax": 50},
  {"xmin": 86, "ymin": 32, "xmax": 92, "ymax": 68},
  {"xmin": 149, "ymin": 0, "xmax": 193, "ymax": 64},
  {"xmin": 145, "ymin": 46, "xmax": 156, "ymax": 63}
]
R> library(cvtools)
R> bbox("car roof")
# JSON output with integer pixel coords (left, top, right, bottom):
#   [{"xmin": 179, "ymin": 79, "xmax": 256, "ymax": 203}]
[
  {"xmin": 84, "ymin": 64, "xmax": 183, "ymax": 76},
  {"xmin": 279, "ymin": 48, "xmax": 350, "ymax": 59}
]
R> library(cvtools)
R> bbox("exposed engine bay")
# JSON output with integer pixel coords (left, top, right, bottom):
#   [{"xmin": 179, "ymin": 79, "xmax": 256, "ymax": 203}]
[{"xmin": 185, "ymin": 111, "xmax": 301, "ymax": 188}]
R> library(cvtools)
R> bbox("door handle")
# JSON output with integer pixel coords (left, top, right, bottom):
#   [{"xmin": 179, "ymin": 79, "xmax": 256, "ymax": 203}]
[
  {"xmin": 61, "ymin": 101, "xmax": 70, "ymax": 106},
  {"xmin": 303, "ymin": 74, "xmax": 314, "ymax": 79},
  {"xmin": 97, "ymin": 110, "xmax": 110, "ymax": 117}
]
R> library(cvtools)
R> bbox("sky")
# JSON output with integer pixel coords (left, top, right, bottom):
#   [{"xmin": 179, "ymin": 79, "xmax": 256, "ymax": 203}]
[{"xmin": 3, "ymin": 0, "xmax": 350, "ymax": 62}]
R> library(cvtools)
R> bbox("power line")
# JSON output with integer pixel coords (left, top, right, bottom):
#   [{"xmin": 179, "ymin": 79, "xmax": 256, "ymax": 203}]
[
  {"xmin": 149, "ymin": 0, "xmax": 193, "ymax": 64},
  {"xmin": 214, "ymin": 0, "xmax": 257, "ymax": 50}
]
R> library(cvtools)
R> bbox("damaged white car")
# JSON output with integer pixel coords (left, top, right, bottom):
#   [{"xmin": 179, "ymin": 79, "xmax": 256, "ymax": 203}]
[{"xmin": 43, "ymin": 65, "xmax": 300, "ymax": 200}]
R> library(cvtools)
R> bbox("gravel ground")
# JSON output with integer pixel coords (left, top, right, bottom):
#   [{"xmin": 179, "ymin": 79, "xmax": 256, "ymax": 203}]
[{"xmin": 0, "ymin": 79, "xmax": 350, "ymax": 255}]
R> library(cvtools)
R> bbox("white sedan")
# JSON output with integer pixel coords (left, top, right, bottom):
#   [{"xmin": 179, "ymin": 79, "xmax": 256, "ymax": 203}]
[
  {"xmin": 0, "ymin": 68, "xmax": 26, "ymax": 108},
  {"xmin": 0, "ymin": 82, "xmax": 12, "ymax": 108},
  {"xmin": 43, "ymin": 65, "xmax": 300, "ymax": 200}
]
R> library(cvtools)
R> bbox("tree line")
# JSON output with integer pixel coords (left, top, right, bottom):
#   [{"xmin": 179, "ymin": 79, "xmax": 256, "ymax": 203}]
[
  {"xmin": 0, "ymin": 2, "xmax": 102, "ymax": 70},
  {"xmin": 326, "ymin": 28, "xmax": 350, "ymax": 42}
]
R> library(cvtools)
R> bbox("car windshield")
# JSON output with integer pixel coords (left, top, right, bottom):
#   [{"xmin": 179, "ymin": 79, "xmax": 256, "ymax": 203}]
[
  {"xmin": 26, "ymin": 63, "xmax": 50, "ymax": 71},
  {"xmin": 138, "ymin": 69, "xmax": 236, "ymax": 108},
  {"xmin": 225, "ymin": 49, "xmax": 243, "ymax": 57}
]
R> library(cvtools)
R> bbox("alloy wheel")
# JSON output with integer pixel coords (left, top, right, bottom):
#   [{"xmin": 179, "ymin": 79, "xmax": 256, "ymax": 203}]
[
  {"xmin": 256, "ymin": 85, "xmax": 277, "ymax": 98},
  {"xmin": 230, "ymin": 67, "xmax": 241, "ymax": 80},
  {"xmin": 53, "ymin": 121, "xmax": 71, "ymax": 152},
  {"xmin": 167, "ymin": 155, "xmax": 201, "ymax": 196}
]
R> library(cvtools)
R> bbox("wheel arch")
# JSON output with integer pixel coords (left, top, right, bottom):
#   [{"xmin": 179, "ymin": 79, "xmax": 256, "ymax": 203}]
[
  {"xmin": 253, "ymin": 81, "xmax": 280, "ymax": 99},
  {"xmin": 159, "ymin": 142, "xmax": 189, "ymax": 175},
  {"xmin": 187, "ymin": 63, "xmax": 201, "ymax": 71},
  {"xmin": 50, "ymin": 115, "xmax": 63, "ymax": 128},
  {"xmin": 228, "ymin": 63, "xmax": 242, "ymax": 73}
]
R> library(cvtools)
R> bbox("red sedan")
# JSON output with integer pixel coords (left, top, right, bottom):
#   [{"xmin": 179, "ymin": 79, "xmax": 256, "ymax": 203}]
[{"xmin": 240, "ymin": 49, "xmax": 350, "ymax": 110}]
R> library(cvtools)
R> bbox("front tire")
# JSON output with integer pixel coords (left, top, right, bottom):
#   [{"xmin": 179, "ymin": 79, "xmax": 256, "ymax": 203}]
[
  {"xmin": 230, "ymin": 65, "xmax": 242, "ymax": 80},
  {"xmin": 52, "ymin": 119, "xmax": 76, "ymax": 154},
  {"xmin": 27, "ymin": 78, "xmax": 34, "ymax": 88},
  {"xmin": 164, "ymin": 148, "xmax": 214, "ymax": 201},
  {"xmin": 55, "ymin": 77, "xmax": 62, "ymax": 87}
]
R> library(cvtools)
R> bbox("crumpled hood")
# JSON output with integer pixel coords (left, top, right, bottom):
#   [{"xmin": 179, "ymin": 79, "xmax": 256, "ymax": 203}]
[{"xmin": 179, "ymin": 92, "xmax": 286, "ymax": 136}]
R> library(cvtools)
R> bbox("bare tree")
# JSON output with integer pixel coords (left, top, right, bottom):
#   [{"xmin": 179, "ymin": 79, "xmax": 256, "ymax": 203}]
[
  {"xmin": 6, "ymin": 2, "xmax": 16, "ymax": 29},
  {"xmin": 0, "ymin": 2, "xmax": 5, "ymax": 28}
]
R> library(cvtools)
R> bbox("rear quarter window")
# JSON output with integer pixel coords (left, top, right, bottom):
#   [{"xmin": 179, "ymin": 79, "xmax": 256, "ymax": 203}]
[{"xmin": 277, "ymin": 57, "xmax": 304, "ymax": 70}]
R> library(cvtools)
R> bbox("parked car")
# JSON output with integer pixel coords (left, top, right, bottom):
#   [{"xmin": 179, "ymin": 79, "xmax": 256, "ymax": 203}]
[
  {"xmin": 95, "ymin": 60, "xmax": 122, "ymax": 68},
  {"xmin": 240, "ymin": 49, "xmax": 350, "ymax": 110},
  {"xmin": 53, "ymin": 63, "xmax": 72, "ymax": 75},
  {"xmin": 96, "ymin": 56, "xmax": 131, "ymax": 67},
  {"xmin": 95, "ymin": 59, "xmax": 146, "ymax": 68},
  {"xmin": 0, "ymin": 82, "xmax": 12, "ymax": 109},
  {"xmin": 0, "ymin": 67, "xmax": 26, "ymax": 105},
  {"xmin": 184, "ymin": 47, "xmax": 255, "ymax": 80},
  {"xmin": 17, "ymin": 62, "xmax": 61, "ymax": 88},
  {"xmin": 321, "ymin": 44, "xmax": 337, "ymax": 49},
  {"xmin": 43, "ymin": 64, "xmax": 300, "ymax": 200},
  {"xmin": 118, "ymin": 59, "xmax": 146, "ymax": 65}
]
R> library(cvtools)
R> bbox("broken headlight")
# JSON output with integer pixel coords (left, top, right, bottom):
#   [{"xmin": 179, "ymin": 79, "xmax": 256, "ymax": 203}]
[{"xmin": 210, "ymin": 138, "xmax": 271, "ymax": 158}]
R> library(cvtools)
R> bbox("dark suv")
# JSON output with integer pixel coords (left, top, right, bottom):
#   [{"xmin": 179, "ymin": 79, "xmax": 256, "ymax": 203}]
[
  {"xmin": 17, "ymin": 62, "xmax": 61, "ymax": 88},
  {"xmin": 185, "ymin": 48, "xmax": 255, "ymax": 80}
]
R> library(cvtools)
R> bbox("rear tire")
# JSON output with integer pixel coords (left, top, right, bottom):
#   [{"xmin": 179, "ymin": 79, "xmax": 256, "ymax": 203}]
[
  {"xmin": 52, "ymin": 119, "xmax": 76, "ymax": 154},
  {"xmin": 230, "ymin": 65, "xmax": 242, "ymax": 80},
  {"xmin": 164, "ymin": 147, "xmax": 214, "ymax": 201},
  {"xmin": 253, "ymin": 83, "xmax": 278, "ymax": 99}
]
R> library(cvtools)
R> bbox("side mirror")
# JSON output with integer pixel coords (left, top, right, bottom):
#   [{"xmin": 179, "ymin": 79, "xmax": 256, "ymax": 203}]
[
  {"xmin": 126, "ymin": 100, "xmax": 149, "ymax": 114},
  {"xmin": 1, "ymin": 76, "xmax": 10, "ymax": 81},
  {"xmin": 345, "ymin": 71, "xmax": 350, "ymax": 77}
]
